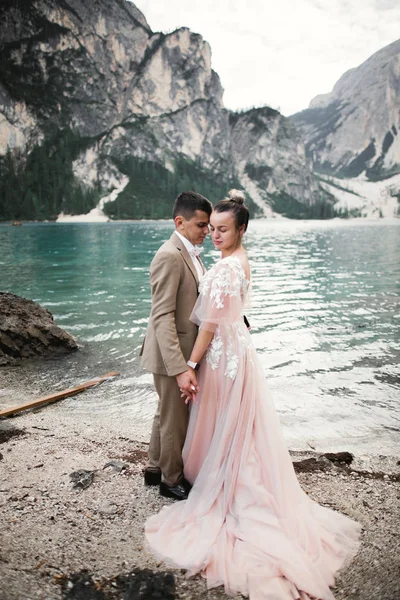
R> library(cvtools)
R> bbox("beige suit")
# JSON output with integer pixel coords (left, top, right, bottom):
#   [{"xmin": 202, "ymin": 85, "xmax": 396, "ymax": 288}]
[{"xmin": 141, "ymin": 231, "xmax": 202, "ymax": 485}]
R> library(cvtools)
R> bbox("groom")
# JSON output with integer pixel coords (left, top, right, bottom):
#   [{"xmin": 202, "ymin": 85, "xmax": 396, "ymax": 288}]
[{"xmin": 140, "ymin": 191, "xmax": 212, "ymax": 500}]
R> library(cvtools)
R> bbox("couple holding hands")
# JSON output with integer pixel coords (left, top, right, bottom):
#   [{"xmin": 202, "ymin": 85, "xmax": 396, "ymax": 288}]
[{"xmin": 140, "ymin": 190, "xmax": 360, "ymax": 600}]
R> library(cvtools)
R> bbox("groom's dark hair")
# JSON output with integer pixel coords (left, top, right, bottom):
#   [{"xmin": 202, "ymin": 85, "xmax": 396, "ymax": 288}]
[{"xmin": 173, "ymin": 191, "xmax": 212, "ymax": 220}]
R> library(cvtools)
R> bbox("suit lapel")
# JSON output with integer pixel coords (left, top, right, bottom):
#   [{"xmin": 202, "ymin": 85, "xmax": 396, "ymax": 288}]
[
  {"xmin": 170, "ymin": 232, "xmax": 199, "ymax": 286},
  {"xmin": 198, "ymin": 256, "xmax": 206, "ymax": 275}
]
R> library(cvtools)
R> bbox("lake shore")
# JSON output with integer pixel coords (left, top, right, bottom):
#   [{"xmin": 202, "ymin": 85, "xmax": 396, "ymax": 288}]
[{"xmin": 1, "ymin": 399, "xmax": 399, "ymax": 600}]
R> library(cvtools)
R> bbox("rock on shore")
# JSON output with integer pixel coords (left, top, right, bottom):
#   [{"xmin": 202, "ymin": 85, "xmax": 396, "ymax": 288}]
[{"xmin": 0, "ymin": 292, "xmax": 78, "ymax": 366}]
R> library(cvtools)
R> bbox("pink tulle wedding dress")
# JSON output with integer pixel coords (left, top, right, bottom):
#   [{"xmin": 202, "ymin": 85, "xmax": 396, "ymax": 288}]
[{"xmin": 145, "ymin": 256, "xmax": 361, "ymax": 600}]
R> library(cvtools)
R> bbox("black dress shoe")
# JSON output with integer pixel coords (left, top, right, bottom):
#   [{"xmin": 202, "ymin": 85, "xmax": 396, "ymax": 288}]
[
  {"xmin": 181, "ymin": 477, "xmax": 192, "ymax": 493},
  {"xmin": 160, "ymin": 481, "xmax": 188, "ymax": 500},
  {"xmin": 144, "ymin": 469, "xmax": 162, "ymax": 486}
]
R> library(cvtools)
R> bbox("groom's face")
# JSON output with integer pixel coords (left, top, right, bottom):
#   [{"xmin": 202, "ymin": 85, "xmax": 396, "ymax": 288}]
[{"xmin": 176, "ymin": 210, "xmax": 210, "ymax": 246}]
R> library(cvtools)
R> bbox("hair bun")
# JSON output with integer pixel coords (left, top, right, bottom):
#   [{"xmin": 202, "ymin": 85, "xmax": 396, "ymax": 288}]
[{"xmin": 227, "ymin": 189, "xmax": 245, "ymax": 205}]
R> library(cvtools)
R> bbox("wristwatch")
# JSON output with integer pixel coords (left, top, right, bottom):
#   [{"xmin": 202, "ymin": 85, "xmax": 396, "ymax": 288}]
[{"xmin": 187, "ymin": 360, "xmax": 200, "ymax": 371}]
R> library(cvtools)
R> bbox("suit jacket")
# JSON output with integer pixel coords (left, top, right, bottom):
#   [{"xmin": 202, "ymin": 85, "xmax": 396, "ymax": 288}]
[{"xmin": 140, "ymin": 232, "xmax": 201, "ymax": 377}]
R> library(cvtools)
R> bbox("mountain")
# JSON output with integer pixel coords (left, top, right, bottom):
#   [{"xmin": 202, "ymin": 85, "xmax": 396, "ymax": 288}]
[
  {"xmin": 0, "ymin": 0, "xmax": 332, "ymax": 221},
  {"xmin": 230, "ymin": 107, "xmax": 333, "ymax": 218},
  {"xmin": 291, "ymin": 40, "xmax": 400, "ymax": 182}
]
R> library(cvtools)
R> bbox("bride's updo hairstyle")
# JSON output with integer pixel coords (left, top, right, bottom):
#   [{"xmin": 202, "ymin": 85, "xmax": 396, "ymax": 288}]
[{"xmin": 214, "ymin": 189, "xmax": 249, "ymax": 231}]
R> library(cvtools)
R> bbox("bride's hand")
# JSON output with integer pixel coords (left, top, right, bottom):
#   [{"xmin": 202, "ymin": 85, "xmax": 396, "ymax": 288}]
[{"xmin": 181, "ymin": 389, "xmax": 197, "ymax": 404}]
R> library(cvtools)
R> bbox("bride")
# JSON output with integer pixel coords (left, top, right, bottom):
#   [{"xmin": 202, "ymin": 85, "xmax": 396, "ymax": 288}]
[{"xmin": 145, "ymin": 190, "xmax": 361, "ymax": 600}]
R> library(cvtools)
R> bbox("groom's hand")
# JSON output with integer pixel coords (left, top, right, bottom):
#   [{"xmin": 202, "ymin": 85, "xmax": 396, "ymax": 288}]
[{"xmin": 176, "ymin": 370, "xmax": 199, "ymax": 404}]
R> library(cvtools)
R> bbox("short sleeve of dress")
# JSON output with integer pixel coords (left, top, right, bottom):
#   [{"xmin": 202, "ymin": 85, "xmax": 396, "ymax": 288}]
[{"xmin": 190, "ymin": 258, "xmax": 245, "ymax": 333}]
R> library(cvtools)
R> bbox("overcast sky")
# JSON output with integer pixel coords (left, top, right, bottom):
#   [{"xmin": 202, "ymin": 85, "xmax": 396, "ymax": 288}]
[{"xmin": 132, "ymin": 0, "xmax": 399, "ymax": 116}]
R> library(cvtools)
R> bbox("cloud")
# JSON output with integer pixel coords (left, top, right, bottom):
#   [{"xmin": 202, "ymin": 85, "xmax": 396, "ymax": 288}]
[
  {"xmin": 373, "ymin": 0, "xmax": 398, "ymax": 10},
  {"xmin": 132, "ymin": 0, "xmax": 399, "ymax": 115}
]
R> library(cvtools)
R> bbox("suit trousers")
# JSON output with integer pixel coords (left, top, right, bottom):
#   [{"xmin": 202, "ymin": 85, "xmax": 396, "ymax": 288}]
[{"xmin": 147, "ymin": 373, "xmax": 189, "ymax": 487}]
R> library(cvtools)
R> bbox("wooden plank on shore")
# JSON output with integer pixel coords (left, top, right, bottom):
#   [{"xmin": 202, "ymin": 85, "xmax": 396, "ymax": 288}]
[{"xmin": 0, "ymin": 371, "xmax": 120, "ymax": 418}]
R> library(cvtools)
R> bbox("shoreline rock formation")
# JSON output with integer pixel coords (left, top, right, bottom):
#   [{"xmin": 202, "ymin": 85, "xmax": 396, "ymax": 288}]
[{"xmin": 0, "ymin": 292, "xmax": 78, "ymax": 366}]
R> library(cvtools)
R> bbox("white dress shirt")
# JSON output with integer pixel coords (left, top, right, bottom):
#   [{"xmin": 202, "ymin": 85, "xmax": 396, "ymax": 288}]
[{"xmin": 175, "ymin": 231, "xmax": 204, "ymax": 281}]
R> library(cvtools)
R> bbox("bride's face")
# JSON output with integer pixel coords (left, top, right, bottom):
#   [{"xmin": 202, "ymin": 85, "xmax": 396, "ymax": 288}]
[{"xmin": 210, "ymin": 210, "xmax": 241, "ymax": 254}]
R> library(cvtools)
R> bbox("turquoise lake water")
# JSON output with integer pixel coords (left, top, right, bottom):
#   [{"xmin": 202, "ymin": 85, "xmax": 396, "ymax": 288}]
[{"xmin": 0, "ymin": 219, "xmax": 399, "ymax": 455}]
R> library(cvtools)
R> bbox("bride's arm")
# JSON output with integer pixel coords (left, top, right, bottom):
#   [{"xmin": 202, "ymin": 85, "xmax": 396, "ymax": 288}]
[
  {"xmin": 183, "ymin": 328, "xmax": 214, "ymax": 403},
  {"xmin": 189, "ymin": 327, "xmax": 214, "ymax": 365},
  {"xmin": 186, "ymin": 260, "xmax": 243, "ymax": 400}
]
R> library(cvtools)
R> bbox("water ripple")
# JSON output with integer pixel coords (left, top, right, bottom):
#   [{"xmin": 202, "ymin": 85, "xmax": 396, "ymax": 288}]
[{"xmin": 0, "ymin": 220, "xmax": 399, "ymax": 454}]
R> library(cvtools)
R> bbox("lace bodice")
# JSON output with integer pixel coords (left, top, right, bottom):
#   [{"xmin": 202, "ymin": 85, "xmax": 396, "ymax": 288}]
[
  {"xmin": 190, "ymin": 256, "xmax": 251, "ymax": 379},
  {"xmin": 199, "ymin": 256, "xmax": 248, "ymax": 309},
  {"xmin": 191, "ymin": 256, "xmax": 249, "ymax": 330}
]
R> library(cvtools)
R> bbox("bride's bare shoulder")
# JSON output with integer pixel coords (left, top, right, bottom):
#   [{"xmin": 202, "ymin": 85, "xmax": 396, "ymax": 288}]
[{"xmin": 241, "ymin": 260, "xmax": 251, "ymax": 282}]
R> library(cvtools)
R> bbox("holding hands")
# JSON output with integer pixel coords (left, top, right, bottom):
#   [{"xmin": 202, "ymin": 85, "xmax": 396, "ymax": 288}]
[{"xmin": 176, "ymin": 368, "xmax": 199, "ymax": 404}]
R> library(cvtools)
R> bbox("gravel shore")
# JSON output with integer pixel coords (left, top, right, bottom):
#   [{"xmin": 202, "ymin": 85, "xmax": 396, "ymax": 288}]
[{"xmin": 1, "ymin": 399, "xmax": 399, "ymax": 600}]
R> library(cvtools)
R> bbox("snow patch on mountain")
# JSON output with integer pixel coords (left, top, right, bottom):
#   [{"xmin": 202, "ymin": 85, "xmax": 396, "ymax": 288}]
[
  {"xmin": 56, "ymin": 176, "xmax": 129, "ymax": 222},
  {"xmin": 320, "ymin": 173, "xmax": 400, "ymax": 219}
]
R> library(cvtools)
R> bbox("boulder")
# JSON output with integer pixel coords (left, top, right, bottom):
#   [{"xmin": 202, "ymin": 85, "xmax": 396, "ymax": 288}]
[
  {"xmin": 0, "ymin": 292, "xmax": 78, "ymax": 366},
  {"xmin": 293, "ymin": 451, "xmax": 354, "ymax": 473},
  {"xmin": 322, "ymin": 451, "xmax": 354, "ymax": 465},
  {"xmin": 293, "ymin": 456, "xmax": 335, "ymax": 473},
  {"xmin": 0, "ymin": 421, "xmax": 25, "ymax": 444}
]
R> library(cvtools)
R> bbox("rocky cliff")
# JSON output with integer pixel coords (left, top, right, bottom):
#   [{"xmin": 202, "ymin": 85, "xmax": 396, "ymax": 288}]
[
  {"xmin": 230, "ymin": 107, "xmax": 333, "ymax": 217},
  {"xmin": 0, "ymin": 0, "xmax": 332, "ymax": 220},
  {"xmin": 291, "ymin": 40, "xmax": 400, "ymax": 182}
]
